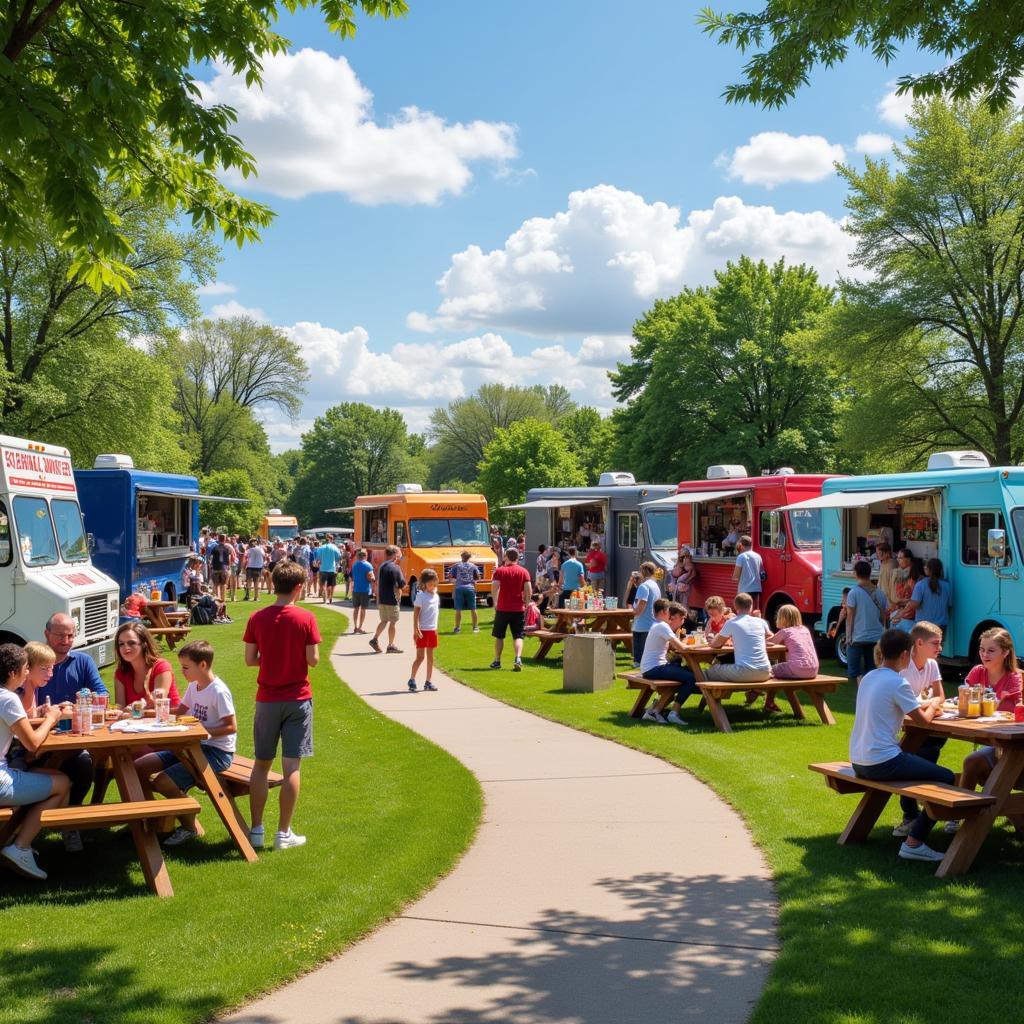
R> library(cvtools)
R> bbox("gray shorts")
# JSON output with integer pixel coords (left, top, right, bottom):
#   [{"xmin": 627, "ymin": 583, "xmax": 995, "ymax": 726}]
[
  {"xmin": 253, "ymin": 700, "xmax": 314, "ymax": 761},
  {"xmin": 352, "ymin": 591, "xmax": 370, "ymax": 609},
  {"xmin": 704, "ymin": 663, "xmax": 772, "ymax": 683}
]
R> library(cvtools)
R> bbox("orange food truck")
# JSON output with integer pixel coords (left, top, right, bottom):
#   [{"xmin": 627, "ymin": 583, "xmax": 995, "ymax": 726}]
[
  {"xmin": 641, "ymin": 465, "xmax": 837, "ymax": 626},
  {"xmin": 328, "ymin": 485, "xmax": 497, "ymax": 602}
]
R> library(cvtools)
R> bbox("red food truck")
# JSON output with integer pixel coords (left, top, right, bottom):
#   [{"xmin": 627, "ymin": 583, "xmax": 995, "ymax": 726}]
[{"xmin": 642, "ymin": 466, "xmax": 838, "ymax": 626}]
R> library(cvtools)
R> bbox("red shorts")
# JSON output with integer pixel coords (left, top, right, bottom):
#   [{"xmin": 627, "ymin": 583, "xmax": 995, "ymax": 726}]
[{"xmin": 415, "ymin": 629, "xmax": 438, "ymax": 649}]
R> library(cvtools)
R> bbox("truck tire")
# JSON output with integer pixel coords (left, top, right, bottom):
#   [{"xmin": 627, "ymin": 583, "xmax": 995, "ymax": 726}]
[
  {"xmin": 0, "ymin": 630, "xmax": 25, "ymax": 647},
  {"xmin": 834, "ymin": 631, "xmax": 849, "ymax": 667}
]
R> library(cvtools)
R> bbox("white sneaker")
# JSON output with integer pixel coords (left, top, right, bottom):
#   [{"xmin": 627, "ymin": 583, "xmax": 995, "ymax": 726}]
[
  {"xmin": 898, "ymin": 841, "xmax": 945, "ymax": 862},
  {"xmin": 62, "ymin": 829, "xmax": 84, "ymax": 853},
  {"xmin": 666, "ymin": 710, "xmax": 687, "ymax": 727},
  {"xmin": 944, "ymin": 819, "xmax": 961, "ymax": 835},
  {"xmin": 248, "ymin": 826, "xmax": 265, "ymax": 850},
  {"xmin": 1, "ymin": 843, "xmax": 46, "ymax": 880},
  {"xmin": 163, "ymin": 827, "xmax": 197, "ymax": 847},
  {"xmin": 643, "ymin": 708, "xmax": 667, "ymax": 724},
  {"xmin": 274, "ymin": 830, "xmax": 307, "ymax": 850}
]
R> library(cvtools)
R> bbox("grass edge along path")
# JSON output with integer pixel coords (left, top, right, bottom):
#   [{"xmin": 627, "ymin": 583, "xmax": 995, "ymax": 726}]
[
  {"xmin": 0, "ymin": 600, "xmax": 482, "ymax": 1024},
  {"xmin": 432, "ymin": 607, "xmax": 1024, "ymax": 1024}
]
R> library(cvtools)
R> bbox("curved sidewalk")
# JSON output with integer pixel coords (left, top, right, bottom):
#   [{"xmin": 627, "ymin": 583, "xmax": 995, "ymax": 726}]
[{"xmin": 226, "ymin": 613, "xmax": 778, "ymax": 1024}]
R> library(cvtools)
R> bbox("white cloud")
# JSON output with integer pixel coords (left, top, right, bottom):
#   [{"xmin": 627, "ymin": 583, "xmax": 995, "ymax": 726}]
[
  {"xmin": 210, "ymin": 299, "xmax": 269, "ymax": 323},
  {"xmin": 200, "ymin": 48, "xmax": 518, "ymax": 203},
  {"xmin": 196, "ymin": 281, "xmax": 237, "ymax": 296},
  {"xmin": 854, "ymin": 132, "xmax": 894, "ymax": 155},
  {"xmin": 877, "ymin": 85, "xmax": 916, "ymax": 127},
  {"xmin": 725, "ymin": 131, "xmax": 845, "ymax": 188},
  {"xmin": 409, "ymin": 185, "xmax": 853, "ymax": 337}
]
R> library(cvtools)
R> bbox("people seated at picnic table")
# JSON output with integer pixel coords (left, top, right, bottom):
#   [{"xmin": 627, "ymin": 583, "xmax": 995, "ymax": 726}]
[
  {"xmin": 0, "ymin": 643, "xmax": 70, "ymax": 881},
  {"xmin": 135, "ymin": 639, "xmax": 236, "ymax": 848},
  {"xmin": 114, "ymin": 622, "xmax": 181, "ymax": 710},
  {"xmin": 706, "ymin": 592, "xmax": 772, "ymax": 682},
  {"xmin": 703, "ymin": 595, "xmax": 732, "ymax": 635},
  {"xmin": 524, "ymin": 594, "xmax": 544, "ymax": 633},
  {"xmin": 849, "ymin": 628, "xmax": 951, "ymax": 863},
  {"xmin": 16, "ymin": 642, "xmax": 56, "ymax": 715},
  {"xmin": 767, "ymin": 604, "xmax": 819, "ymax": 680},
  {"xmin": 945, "ymin": 628, "xmax": 1024, "ymax": 835},
  {"xmin": 891, "ymin": 621, "xmax": 947, "ymax": 837},
  {"xmin": 120, "ymin": 590, "xmax": 149, "ymax": 621},
  {"xmin": 640, "ymin": 600, "xmax": 696, "ymax": 727},
  {"xmin": 630, "ymin": 562, "xmax": 661, "ymax": 668}
]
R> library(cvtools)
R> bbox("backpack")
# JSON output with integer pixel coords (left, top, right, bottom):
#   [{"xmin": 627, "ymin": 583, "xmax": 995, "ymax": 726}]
[{"xmin": 190, "ymin": 594, "xmax": 217, "ymax": 626}]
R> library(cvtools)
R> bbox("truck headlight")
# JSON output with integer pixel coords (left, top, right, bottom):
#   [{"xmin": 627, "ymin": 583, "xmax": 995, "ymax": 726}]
[{"xmin": 71, "ymin": 607, "xmax": 82, "ymax": 634}]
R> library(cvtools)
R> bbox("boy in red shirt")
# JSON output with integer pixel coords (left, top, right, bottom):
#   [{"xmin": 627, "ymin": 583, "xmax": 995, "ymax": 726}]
[
  {"xmin": 243, "ymin": 560, "xmax": 321, "ymax": 851},
  {"xmin": 489, "ymin": 548, "xmax": 533, "ymax": 671}
]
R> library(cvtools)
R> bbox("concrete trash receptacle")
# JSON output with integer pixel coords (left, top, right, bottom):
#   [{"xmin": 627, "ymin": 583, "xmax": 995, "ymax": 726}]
[{"xmin": 562, "ymin": 632, "xmax": 615, "ymax": 693}]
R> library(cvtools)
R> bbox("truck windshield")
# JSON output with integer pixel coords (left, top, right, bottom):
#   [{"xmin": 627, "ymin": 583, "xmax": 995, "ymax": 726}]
[
  {"xmin": 51, "ymin": 498, "xmax": 89, "ymax": 562},
  {"xmin": 13, "ymin": 496, "xmax": 58, "ymax": 566},
  {"xmin": 268, "ymin": 524, "xmax": 296, "ymax": 542},
  {"xmin": 644, "ymin": 510, "xmax": 678, "ymax": 549},
  {"xmin": 788, "ymin": 509, "xmax": 823, "ymax": 550},
  {"xmin": 410, "ymin": 518, "xmax": 489, "ymax": 547}
]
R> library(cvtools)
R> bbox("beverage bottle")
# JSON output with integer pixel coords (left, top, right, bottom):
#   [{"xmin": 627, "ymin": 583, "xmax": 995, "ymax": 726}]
[
  {"xmin": 957, "ymin": 683, "xmax": 970, "ymax": 717},
  {"xmin": 1015, "ymin": 703, "xmax": 1024, "ymax": 723}
]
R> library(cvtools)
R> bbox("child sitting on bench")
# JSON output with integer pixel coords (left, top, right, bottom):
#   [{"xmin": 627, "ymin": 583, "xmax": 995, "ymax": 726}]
[{"xmin": 640, "ymin": 600, "xmax": 696, "ymax": 727}]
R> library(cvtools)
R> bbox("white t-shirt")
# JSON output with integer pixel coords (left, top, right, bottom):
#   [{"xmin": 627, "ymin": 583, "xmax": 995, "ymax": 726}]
[
  {"xmin": 246, "ymin": 546, "xmax": 265, "ymax": 569},
  {"xmin": 640, "ymin": 620, "xmax": 677, "ymax": 674},
  {"xmin": 414, "ymin": 590, "xmax": 440, "ymax": 631},
  {"xmin": 849, "ymin": 666, "xmax": 919, "ymax": 766},
  {"xmin": 720, "ymin": 614, "xmax": 772, "ymax": 670},
  {"xmin": 182, "ymin": 677, "xmax": 236, "ymax": 753},
  {"xmin": 0, "ymin": 686, "xmax": 27, "ymax": 770},
  {"xmin": 901, "ymin": 657, "xmax": 942, "ymax": 698},
  {"xmin": 735, "ymin": 550, "xmax": 764, "ymax": 593}
]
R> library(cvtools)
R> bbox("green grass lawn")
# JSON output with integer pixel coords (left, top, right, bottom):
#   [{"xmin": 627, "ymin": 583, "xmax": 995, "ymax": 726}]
[
  {"xmin": 0, "ymin": 598, "xmax": 481, "ymax": 1024},
  {"xmin": 433, "ymin": 607, "xmax": 1024, "ymax": 1024}
]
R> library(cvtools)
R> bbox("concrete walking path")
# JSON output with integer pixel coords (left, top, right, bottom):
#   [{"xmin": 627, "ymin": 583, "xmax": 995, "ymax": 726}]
[{"xmin": 226, "ymin": 611, "xmax": 778, "ymax": 1024}]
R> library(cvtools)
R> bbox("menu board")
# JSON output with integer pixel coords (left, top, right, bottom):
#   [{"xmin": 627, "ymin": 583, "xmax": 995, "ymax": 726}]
[{"xmin": 903, "ymin": 514, "xmax": 938, "ymax": 542}]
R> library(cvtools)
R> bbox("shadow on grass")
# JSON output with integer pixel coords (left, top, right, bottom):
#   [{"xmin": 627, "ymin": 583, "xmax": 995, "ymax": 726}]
[
  {"xmin": 0, "ymin": 943, "xmax": 222, "ymax": 1024},
  {"xmin": 232, "ymin": 872, "xmax": 776, "ymax": 1024}
]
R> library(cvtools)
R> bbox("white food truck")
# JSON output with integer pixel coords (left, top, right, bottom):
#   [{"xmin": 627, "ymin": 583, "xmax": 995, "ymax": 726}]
[{"xmin": 0, "ymin": 435, "xmax": 120, "ymax": 665}]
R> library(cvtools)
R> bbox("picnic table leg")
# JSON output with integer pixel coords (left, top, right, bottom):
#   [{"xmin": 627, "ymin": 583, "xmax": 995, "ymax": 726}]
[
  {"xmin": 838, "ymin": 789, "xmax": 891, "ymax": 844},
  {"xmin": 699, "ymin": 687, "xmax": 733, "ymax": 733},
  {"xmin": 629, "ymin": 685, "xmax": 654, "ymax": 719},
  {"xmin": 653, "ymin": 688, "xmax": 676, "ymax": 715},
  {"xmin": 0, "ymin": 807, "xmax": 25, "ymax": 847},
  {"xmin": 110, "ymin": 746, "xmax": 174, "ymax": 897},
  {"xmin": 782, "ymin": 688, "xmax": 806, "ymax": 720},
  {"xmin": 533, "ymin": 639, "xmax": 552, "ymax": 661},
  {"xmin": 935, "ymin": 747, "xmax": 1024, "ymax": 878},
  {"xmin": 807, "ymin": 689, "xmax": 836, "ymax": 726},
  {"xmin": 178, "ymin": 742, "xmax": 258, "ymax": 863}
]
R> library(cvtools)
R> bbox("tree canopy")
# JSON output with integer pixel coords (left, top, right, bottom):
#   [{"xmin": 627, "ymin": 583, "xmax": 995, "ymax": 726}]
[
  {"xmin": 199, "ymin": 468, "xmax": 263, "ymax": 537},
  {"xmin": 698, "ymin": 2, "xmax": 1024, "ymax": 111},
  {"xmin": 612, "ymin": 257, "xmax": 840, "ymax": 481},
  {"xmin": 0, "ymin": 1, "xmax": 407, "ymax": 290},
  {"xmin": 822, "ymin": 96, "xmax": 1024, "ymax": 467}
]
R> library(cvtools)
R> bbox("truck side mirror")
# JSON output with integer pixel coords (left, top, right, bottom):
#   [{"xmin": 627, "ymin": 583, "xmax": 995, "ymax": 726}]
[
  {"xmin": 988, "ymin": 528, "xmax": 1007, "ymax": 564},
  {"xmin": 87, "ymin": 532, "xmax": 96, "ymax": 555}
]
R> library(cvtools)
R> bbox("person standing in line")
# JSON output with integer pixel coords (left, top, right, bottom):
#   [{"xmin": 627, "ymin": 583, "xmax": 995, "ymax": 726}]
[
  {"xmin": 370, "ymin": 546, "xmax": 405, "ymax": 654},
  {"xmin": 316, "ymin": 534, "xmax": 342, "ymax": 605},
  {"xmin": 845, "ymin": 560, "xmax": 887, "ymax": 683},
  {"xmin": 409, "ymin": 569, "xmax": 441, "ymax": 692},
  {"xmin": 243, "ymin": 561, "xmax": 321, "ymax": 851},
  {"xmin": 292, "ymin": 536, "xmax": 311, "ymax": 599},
  {"xmin": 208, "ymin": 532, "xmax": 231, "ymax": 604},
  {"xmin": 584, "ymin": 541, "xmax": 607, "ymax": 592},
  {"xmin": 489, "ymin": 548, "xmax": 532, "ymax": 672},
  {"xmin": 242, "ymin": 538, "xmax": 265, "ymax": 601},
  {"xmin": 875, "ymin": 542, "xmax": 899, "ymax": 610},
  {"xmin": 732, "ymin": 535, "xmax": 764, "ymax": 612},
  {"xmin": 630, "ymin": 562, "xmax": 661, "ymax": 669},
  {"xmin": 558, "ymin": 546, "xmax": 586, "ymax": 607},
  {"xmin": 308, "ymin": 540, "xmax": 321, "ymax": 599},
  {"xmin": 349, "ymin": 548, "xmax": 375, "ymax": 634},
  {"xmin": 449, "ymin": 550, "xmax": 481, "ymax": 634}
]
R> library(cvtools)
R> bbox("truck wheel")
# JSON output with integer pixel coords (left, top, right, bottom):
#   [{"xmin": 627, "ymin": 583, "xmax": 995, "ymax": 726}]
[
  {"xmin": 834, "ymin": 631, "xmax": 849, "ymax": 667},
  {"xmin": 0, "ymin": 630, "xmax": 25, "ymax": 647}
]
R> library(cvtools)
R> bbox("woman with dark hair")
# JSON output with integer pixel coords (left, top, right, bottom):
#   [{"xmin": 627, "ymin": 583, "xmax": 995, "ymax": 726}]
[
  {"xmin": 0, "ymin": 643, "xmax": 70, "ymax": 880},
  {"xmin": 900, "ymin": 556, "xmax": 952, "ymax": 631},
  {"xmin": 113, "ymin": 622, "xmax": 180, "ymax": 709},
  {"xmin": 890, "ymin": 554, "xmax": 924, "ymax": 631}
]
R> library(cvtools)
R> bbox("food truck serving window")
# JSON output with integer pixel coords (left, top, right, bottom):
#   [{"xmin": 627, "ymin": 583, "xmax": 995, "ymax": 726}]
[
  {"xmin": 363, "ymin": 509, "xmax": 389, "ymax": 544},
  {"xmin": 410, "ymin": 518, "xmax": 489, "ymax": 547},
  {"xmin": 13, "ymin": 496, "xmax": 57, "ymax": 566},
  {"xmin": 694, "ymin": 493, "xmax": 751, "ymax": 556},
  {"xmin": 51, "ymin": 499, "xmax": 88, "ymax": 562},
  {"xmin": 962, "ymin": 512, "xmax": 1009, "ymax": 566},
  {"xmin": 0, "ymin": 503, "xmax": 11, "ymax": 566}
]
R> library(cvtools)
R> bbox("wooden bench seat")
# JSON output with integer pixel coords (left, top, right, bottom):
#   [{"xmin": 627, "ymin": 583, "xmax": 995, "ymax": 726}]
[
  {"xmin": 145, "ymin": 625, "xmax": 191, "ymax": 651},
  {"xmin": 217, "ymin": 755, "xmax": 284, "ymax": 832},
  {"xmin": 698, "ymin": 675, "xmax": 842, "ymax": 732},
  {"xmin": 529, "ymin": 629, "xmax": 569, "ymax": 660},
  {"xmin": 39, "ymin": 796, "xmax": 201, "ymax": 830},
  {"xmin": 620, "ymin": 672, "xmax": 678, "ymax": 718},
  {"xmin": 810, "ymin": 761, "xmax": 996, "ymax": 844}
]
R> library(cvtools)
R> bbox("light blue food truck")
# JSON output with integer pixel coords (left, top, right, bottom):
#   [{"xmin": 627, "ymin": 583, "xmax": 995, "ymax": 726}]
[{"xmin": 776, "ymin": 451, "xmax": 1024, "ymax": 665}]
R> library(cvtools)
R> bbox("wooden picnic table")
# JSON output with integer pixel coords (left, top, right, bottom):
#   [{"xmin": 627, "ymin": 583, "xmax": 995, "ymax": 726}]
[
  {"xmin": 1, "ymin": 722, "xmax": 257, "ymax": 896},
  {"xmin": 143, "ymin": 599, "xmax": 191, "ymax": 650},
  {"xmin": 530, "ymin": 606, "xmax": 635, "ymax": 661},
  {"xmin": 835, "ymin": 713, "xmax": 1024, "ymax": 878}
]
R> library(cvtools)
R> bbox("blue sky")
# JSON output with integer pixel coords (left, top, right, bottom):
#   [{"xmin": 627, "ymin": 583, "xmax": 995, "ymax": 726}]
[{"xmin": 194, "ymin": 1, "xmax": 922, "ymax": 449}]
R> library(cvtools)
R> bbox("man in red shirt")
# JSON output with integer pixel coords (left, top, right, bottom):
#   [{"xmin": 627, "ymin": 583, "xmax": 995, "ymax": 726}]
[
  {"xmin": 584, "ymin": 540, "xmax": 607, "ymax": 591},
  {"xmin": 489, "ymin": 547, "xmax": 533, "ymax": 671},
  {"xmin": 243, "ymin": 560, "xmax": 321, "ymax": 852}
]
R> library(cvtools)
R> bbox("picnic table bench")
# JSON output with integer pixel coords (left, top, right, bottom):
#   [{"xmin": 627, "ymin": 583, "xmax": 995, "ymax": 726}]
[
  {"xmin": 530, "ymin": 607, "xmax": 635, "ymax": 661},
  {"xmin": 143, "ymin": 600, "xmax": 191, "ymax": 650},
  {"xmin": 218, "ymin": 754, "xmax": 284, "ymax": 833}
]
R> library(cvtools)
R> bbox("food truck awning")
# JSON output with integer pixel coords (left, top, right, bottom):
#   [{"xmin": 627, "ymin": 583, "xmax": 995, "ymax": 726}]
[
  {"xmin": 638, "ymin": 488, "xmax": 748, "ymax": 508},
  {"xmin": 776, "ymin": 487, "xmax": 937, "ymax": 513},
  {"xmin": 502, "ymin": 498, "xmax": 601, "ymax": 510},
  {"xmin": 135, "ymin": 486, "xmax": 249, "ymax": 503},
  {"xmin": 324, "ymin": 504, "xmax": 389, "ymax": 513}
]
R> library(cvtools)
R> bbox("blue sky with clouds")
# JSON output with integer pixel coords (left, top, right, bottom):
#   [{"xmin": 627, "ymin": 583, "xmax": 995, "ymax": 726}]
[{"xmin": 194, "ymin": 0, "xmax": 921, "ymax": 449}]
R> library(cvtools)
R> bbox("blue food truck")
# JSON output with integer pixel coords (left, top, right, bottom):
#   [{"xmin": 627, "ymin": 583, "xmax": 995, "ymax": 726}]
[
  {"xmin": 776, "ymin": 450, "xmax": 1024, "ymax": 665},
  {"xmin": 74, "ymin": 455, "xmax": 244, "ymax": 602}
]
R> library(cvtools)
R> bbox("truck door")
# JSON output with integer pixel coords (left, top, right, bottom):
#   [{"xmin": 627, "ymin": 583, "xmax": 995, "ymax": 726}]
[
  {"xmin": 757, "ymin": 510, "xmax": 785, "ymax": 604},
  {"xmin": 0, "ymin": 502, "xmax": 13, "ymax": 627},
  {"xmin": 615, "ymin": 511, "xmax": 642, "ymax": 600}
]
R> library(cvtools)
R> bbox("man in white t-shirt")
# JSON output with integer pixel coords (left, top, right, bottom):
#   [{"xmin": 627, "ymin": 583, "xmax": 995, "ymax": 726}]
[
  {"xmin": 640, "ymin": 600, "xmax": 697, "ymax": 727},
  {"xmin": 706, "ymin": 592, "xmax": 772, "ymax": 683},
  {"xmin": 732, "ymin": 536, "xmax": 764, "ymax": 610},
  {"xmin": 243, "ymin": 538, "xmax": 265, "ymax": 601}
]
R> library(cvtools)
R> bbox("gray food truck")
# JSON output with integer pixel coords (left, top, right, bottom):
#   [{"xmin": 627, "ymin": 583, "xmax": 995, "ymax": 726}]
[{"xmin": 506, "ymin": 473, "xmax": 678, "ymax": 599}]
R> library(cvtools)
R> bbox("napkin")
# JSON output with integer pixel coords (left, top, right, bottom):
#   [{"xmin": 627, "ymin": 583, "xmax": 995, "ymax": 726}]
[{"xmin": 108, "ymin": 720, "xmax": 189, "ymax": 734}]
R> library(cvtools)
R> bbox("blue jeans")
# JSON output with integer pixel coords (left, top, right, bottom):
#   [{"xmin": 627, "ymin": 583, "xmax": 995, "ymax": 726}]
[
  {"xmin": 643, "ymin": 662, "xmax": 698, "ymax": 705},
  {"xmin": 632, "ymin": 631, "xmax": 648, "ymax": 665},
  {"xmin": 847, "ymin": 640, "xmax": 877, "ymax": 680},
  {"xmin": 899, "ymin": 737, "xmax": 947, "ymax": 818},
  {"xmin": 853, "ymin": 752, "xmax": 954, "ymax": 842}
]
